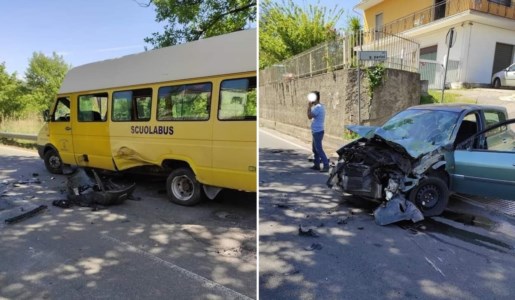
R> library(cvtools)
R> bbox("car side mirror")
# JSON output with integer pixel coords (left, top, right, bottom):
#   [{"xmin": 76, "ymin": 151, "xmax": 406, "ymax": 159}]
[{"xmin": 43, "ymin": 109, "xmax": 50, "ymax": 122}]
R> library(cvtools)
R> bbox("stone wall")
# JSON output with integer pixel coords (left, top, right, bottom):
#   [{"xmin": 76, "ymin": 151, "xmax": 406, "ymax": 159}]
[{"xmin": 259, "ymin": 68, "xmax": 421, "ymax": 143}]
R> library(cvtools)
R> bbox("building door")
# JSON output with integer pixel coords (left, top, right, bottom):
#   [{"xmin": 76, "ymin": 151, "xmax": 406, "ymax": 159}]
[
  {"xmin": 420, "ymin": 45, "xmax": 439, "ymax": 89},
  {"xmin": 374, "ymin": 13, "xmax": 383, "ymax": 40},
  {"xmin": 492, "ymin": 42, "xmax": 514, "ymax": 75},
  {"xmin": 434, "ymin": 0, "xmax": 446, "ymax": 20}
]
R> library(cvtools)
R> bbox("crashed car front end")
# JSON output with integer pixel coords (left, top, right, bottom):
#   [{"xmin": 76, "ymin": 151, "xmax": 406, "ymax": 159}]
[
  {"xmin": 330, "ymin": 136, "xmax": 413, "ymax": 199},
  {"xmin": 327, "ymin": 109, "xmax": 460, "ymax": 225}
]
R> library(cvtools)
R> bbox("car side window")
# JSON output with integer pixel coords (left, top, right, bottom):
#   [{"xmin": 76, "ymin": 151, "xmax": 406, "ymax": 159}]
[
  {"xmin": 484, "ymin": 123, "xmax": 515, "ymax": 152},
  {"xmin": 463, "ymin": 121, "xmax": 515, "ymax": 153},
  {"xmin": 455, "ymin": 113, "xmax": 479, "ymax": 146},
  {"xmin": 484, "ymin": 110, "xmax": 507, "ymax": 137},
  {"xmin": 509, "ymin": 65, "xmax": 515, "ymax": 72}
]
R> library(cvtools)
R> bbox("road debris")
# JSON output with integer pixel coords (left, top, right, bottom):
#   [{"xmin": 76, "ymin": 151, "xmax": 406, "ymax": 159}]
[
  {"xmin": 275, "ymin": 204, "xmax": 290, "ymax": 209},
  {"xmin": 373, "ymin": 194, "xmax": 424, "ymax": 226},
  {"xmin": 4, "ymin": 205, "xmax": 47, "ymax": 225},
  {"xmin": 337, "ymin": 216, "xmax": 349, "ymax": 225},
  {"xmin": 52, "ymin": 168, "xmax": 136, "ymax": 210},
  {"xmin": 298, "ymin": 225, "xmax": 319, "ymax": 237},
  {"xmin": 304, "ymin": 243, "xmax": 323, "ymax": 251},
  {"xmin": 14, "ymin": 178, "xmax": 41, "ymax": 185}
]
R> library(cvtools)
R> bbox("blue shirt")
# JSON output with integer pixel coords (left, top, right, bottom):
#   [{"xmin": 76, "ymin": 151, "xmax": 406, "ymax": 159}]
[{"xmin": 310, "ymin": 103, "xmax": 325, "ymax": 133}]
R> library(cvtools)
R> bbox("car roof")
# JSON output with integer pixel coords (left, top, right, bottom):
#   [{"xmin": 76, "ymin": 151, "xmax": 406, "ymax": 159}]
[{"xmin": 408, "ymin": 103, "xmax": 506, "ymax": 113}]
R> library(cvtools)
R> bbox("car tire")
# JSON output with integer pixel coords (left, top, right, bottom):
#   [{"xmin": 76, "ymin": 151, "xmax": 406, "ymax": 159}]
[
  {"xmin": 44, "ymin": 149, "xmax": 63, "ymax": 174},
  {"xmin": 408, "ymin": 176, "xmax": 449, "ymax": 217},
  {"xmin": 166, "ymin": 168, "xmax": 203, "ymax": 206},
  {"xmin": 493, "ymin": 78, "xmax": 501, "ymax": 89}
]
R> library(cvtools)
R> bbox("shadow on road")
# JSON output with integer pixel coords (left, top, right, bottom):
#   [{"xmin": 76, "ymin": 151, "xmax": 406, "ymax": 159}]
[
  {"xmin": 0, "ymin": 148, "xmax": 256, "ymax": 299},
  {"xmin": 259, "ymin": 147, "xmax": 515, "ymax": 299}
]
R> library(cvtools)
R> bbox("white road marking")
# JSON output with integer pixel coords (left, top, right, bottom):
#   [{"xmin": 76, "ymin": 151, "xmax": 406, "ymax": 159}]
[
  {"xmin": 101, "ymin": 234, "xmax": 253, "ymax": 300},
  {"xmin": 260, "ymin": 129, "xmax": 311, "ymax": 152},
  {"xmin": 425, "ymin": 256, "xmax": 446, "ymax": 277}
]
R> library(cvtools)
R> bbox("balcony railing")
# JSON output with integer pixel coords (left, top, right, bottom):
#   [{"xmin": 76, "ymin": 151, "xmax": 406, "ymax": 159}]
[{"xmin": 374, "ymin": 0, "xmax": 515, "ymax": 35}]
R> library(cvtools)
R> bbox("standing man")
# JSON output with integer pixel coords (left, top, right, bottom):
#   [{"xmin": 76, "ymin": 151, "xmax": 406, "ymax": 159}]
[{"xmin": 307, "ymin": 91, "xmax": 329, "ymax": 172}]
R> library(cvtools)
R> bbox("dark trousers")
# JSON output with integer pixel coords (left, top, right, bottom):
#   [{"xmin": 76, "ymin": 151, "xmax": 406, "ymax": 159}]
[{"xmin": 312, "ymin": 130, "xmax": 329, "ymax": 167}]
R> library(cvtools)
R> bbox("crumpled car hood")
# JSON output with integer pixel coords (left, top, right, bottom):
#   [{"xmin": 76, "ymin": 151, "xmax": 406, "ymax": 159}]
[
  {"xmin": 346, "ymin": 125, "xmax": 443, "ymax": 159},
  {"xmin": 346, "ymin": 125, "xmax": 378, "ymax": 138}
]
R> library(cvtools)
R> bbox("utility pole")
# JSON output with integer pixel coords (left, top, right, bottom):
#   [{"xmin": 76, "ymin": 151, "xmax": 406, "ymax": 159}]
[{"xmin": 441, "ymin": 27, "xmax": 455, "ymax": 102}]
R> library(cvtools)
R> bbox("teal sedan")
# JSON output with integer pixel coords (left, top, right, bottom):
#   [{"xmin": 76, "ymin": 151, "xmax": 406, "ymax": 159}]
[{"xmin": 328, "ymin": 104, "xmax": 515, "ymax": 219}]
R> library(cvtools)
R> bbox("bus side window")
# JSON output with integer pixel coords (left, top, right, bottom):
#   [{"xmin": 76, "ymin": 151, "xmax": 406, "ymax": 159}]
[
  {"xmin": 112, "ymin": 88, "xmax": 152, "ymax": 122},
  {"xmin": 218, "ymin": 77, "xmax": 256, "ymax": 121},
  {"xmin": 157, "ymin": 83, "xmax": 211, "ymax": 121},
  {"xmin": 78, "ymin": 93, "xmax": 108, "ymax": 122}
]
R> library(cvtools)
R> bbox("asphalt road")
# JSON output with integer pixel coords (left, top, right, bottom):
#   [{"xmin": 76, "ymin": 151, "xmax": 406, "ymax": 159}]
[
  {"xmin": 0, "ymin": 145, "xmax": 256, "ymax": 299},
  {"xmin": 259, "ymin": 127, "xmax": 515, "ymax": 300}
]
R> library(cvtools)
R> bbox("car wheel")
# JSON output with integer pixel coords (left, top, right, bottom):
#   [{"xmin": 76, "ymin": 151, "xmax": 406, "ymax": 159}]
[
  {"xmin": 408, "ymin": 176, "xmax": 449, "ymax": 217},
  {"xmin": 493, "ymin": 78, "xmax": 501, "ymax": 89},
  {"xmin": 166, "ymin": 168, "xmax": 203, "ymax": 206},
  {"xmin": 44, "ymin": 149, "xmax": 63, "ymax": 174}
]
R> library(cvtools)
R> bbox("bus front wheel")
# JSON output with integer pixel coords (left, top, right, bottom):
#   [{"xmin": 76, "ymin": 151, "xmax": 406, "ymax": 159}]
[{"xmin": 44, "ymin": 149, "xmax": 63, "ymax": 174}]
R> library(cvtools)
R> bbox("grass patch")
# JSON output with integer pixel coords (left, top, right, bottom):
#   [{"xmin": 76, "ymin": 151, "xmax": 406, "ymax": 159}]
[
  {"xmin": 420, "ymin": 90, "xmax": 477, "ymax": 105},
  {"xmin": 0, "ymin": 113, "xmax": 44, "ymax": 134}
]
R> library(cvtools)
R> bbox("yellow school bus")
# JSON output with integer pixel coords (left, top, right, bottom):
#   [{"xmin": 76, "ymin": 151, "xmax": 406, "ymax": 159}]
[{"xmin": 37, "ymin": 29, "xmax": 256, "ymax": 205}]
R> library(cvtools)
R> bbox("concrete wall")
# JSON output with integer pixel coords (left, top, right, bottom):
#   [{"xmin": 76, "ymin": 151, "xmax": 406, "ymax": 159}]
[{"xmin": 259, "ymin": 68, "xmax": 420, "ymax": 143}]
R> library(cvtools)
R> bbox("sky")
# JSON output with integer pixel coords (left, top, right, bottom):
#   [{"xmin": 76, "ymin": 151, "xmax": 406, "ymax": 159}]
[
  {"xmin": 0, "ymin": 0, "xmax": 163, "ymax": 78},
  {"xmin": 0, "ymin": 0, "xmax": 362, "ymax": 79}
]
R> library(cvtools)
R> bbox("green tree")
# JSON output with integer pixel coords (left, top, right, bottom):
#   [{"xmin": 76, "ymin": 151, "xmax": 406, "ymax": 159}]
[
  {"xmin": 140, "ymin": 0, "xmax": 257, "ymax": 48},
  {"xmin": 346, "ymin": 15, "xmax": 363, "ymax": 67},
  {"xmin": 24, "ymin": 52, "xmax": 70, "ymax": 112},
  {"xmin": 0, "ymin": 63, "xmax": 24, "ymax": 119},
  {"xmin": 259, "ymin": 0, "xmax": 344, "ymax": 69}
]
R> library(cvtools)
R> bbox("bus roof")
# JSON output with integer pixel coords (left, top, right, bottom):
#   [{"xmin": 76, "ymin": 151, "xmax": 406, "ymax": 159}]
[{"xmin": 59, "ymin": 29, "xmax": 256, "ymax": 94}]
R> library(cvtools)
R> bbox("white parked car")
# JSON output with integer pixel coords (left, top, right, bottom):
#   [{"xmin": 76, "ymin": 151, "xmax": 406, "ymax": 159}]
[{"xmin": 492, "ymin": 63, "xmax": 515, "ymax": 88}]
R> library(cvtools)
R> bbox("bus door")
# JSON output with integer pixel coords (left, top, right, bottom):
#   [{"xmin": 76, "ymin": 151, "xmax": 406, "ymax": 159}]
[
  {"xmin": 49, "ymin": 96, "xmax": 76, "ymax": 164},
  {"xmin": 71, "ymin": 92, "xmax": 115, "ymax": 170},
  {"xmin": 212, "ymin": 76, "xmax": 257, "ymax": 192}
]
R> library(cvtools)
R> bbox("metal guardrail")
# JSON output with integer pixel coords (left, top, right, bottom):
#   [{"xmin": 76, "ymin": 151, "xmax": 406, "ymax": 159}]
[{"xmin": 0, "ymin": 132, "xmax": 37, "ymax": 141}]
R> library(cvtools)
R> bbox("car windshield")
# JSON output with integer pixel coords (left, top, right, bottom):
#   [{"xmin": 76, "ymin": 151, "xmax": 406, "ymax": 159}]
[{"xmin": 374, "ymin": 109, "xmax": 460, "ymax": 158}]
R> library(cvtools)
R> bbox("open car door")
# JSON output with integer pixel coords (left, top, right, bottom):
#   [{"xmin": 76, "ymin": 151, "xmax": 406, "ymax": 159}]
[{"xmin": 452, "ymin": 119, "xmax": 515, "ymax": 200}]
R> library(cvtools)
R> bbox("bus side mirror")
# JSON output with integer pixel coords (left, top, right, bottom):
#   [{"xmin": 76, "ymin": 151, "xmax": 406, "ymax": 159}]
[{"xmin": 43, "ymin": 109, "xmax": 50, "ymax": 122}]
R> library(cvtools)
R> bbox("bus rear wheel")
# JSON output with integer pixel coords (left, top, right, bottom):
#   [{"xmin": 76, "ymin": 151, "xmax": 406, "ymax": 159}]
[{"xmin": 166, "ymin": 168, "xmax": 203, "ymax": 206}]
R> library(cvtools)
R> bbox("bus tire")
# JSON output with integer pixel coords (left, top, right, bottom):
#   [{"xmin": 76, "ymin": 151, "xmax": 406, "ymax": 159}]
[
  {"xmin": 166, "ymin": 168, "xmax": 203, "ymax": 206},
  {"xmin": 44, "ymin": 149, "xmax": 63, "ymax": 174}
]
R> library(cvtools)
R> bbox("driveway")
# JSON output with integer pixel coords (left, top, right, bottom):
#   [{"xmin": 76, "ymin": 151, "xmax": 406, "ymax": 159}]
[{"xmin": 450, "ymin": 88, "xmax": 515, "ymax": 117}]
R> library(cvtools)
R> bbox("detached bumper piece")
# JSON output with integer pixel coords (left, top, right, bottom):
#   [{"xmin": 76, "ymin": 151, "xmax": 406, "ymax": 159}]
[
  {"xmin": 53, "ymin": 168, "xmax": 136, "ymax": 209},
  {"xmin": 373, "ymin": 194, "xmax": 424, "ymax": 226}
]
